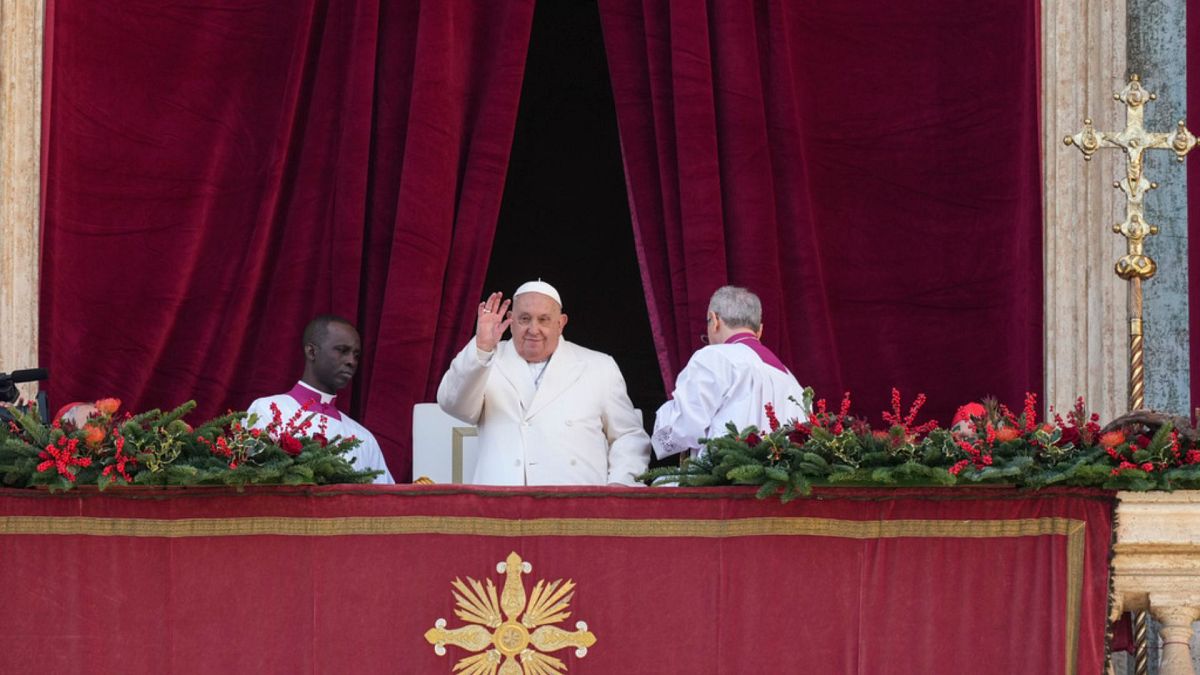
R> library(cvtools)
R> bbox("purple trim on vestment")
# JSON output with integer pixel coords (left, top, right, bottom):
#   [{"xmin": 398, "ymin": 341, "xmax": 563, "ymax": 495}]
[
  {"xmin": 725, "ymin": 333, "xmax": 789, "ymax": 374},
  {"xmin": 286, "ymin": 382, "xmax": 342, "ymax": 421}
]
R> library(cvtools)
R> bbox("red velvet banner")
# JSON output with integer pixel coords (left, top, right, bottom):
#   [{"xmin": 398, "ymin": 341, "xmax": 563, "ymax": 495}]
[{"xmin": 0, "ymin": 486, "xmax": 1114, "ymax": 674}]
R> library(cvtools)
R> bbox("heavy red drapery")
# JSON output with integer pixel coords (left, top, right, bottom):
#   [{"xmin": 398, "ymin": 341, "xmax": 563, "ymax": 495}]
[
  {"xmin": 39, "ymin": 0, "xmax": 535, "ymax": 481},
  {"xmin": 0, "ymin": 486, "xmax": 1114, "ymax": 674},
  {"xmin": 599, "ymin": 0, "xmax": 1044, "ymax": 425}
]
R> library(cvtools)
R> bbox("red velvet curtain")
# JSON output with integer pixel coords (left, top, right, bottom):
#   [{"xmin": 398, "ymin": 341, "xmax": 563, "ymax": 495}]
[
  {"xmin": 40, "ymin": 0, "xmax": 535, "ymax": 481},
  {"xmin": 600, "ymin": 0, "xmax": 1044, "ymax": 425}
]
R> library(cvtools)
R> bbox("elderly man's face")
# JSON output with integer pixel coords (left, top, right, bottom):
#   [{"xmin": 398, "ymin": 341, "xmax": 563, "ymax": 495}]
[{"xmin": 510, "ymin": 292, "xmax": 567, "ymax": 363}]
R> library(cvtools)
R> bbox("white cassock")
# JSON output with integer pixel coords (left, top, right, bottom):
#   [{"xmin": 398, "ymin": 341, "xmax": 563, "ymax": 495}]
[
  {"xmin": 437, "ymin": 337, "xmax": 650, "ymax": 486},
  {"xmin": 652, "ymin": 342, "xmax": 808, "ymax": 458},
  {"xmin": 247, "ymin": 381, "xmax": 394, "ymax": 484}
]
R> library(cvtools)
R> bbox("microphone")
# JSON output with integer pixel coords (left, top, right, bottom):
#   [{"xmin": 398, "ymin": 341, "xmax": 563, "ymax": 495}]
[
  {"xmin": 6, "ymin": 369, "xmax": 47, "ymax": 384},
  {"xmin": 0, "ymin": 368, "xmax": 48, "ymax": 404}
]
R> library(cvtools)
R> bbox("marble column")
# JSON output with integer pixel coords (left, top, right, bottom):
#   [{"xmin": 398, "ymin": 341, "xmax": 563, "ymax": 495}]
[
  {"xmin": 1127, "ymin": 0, "xmax": 1190, "ymax": 414},
  {"xmin": 1150, "ymin": 604, "xmax": 1200, "ymax": 675},
  {"xmin": 1043, "ymin": 0, "xmax": 1129, "ymax": 423},
  {"xmin": 1111, "ymin": 491, "xmax": 1200, "ymax": 674}
]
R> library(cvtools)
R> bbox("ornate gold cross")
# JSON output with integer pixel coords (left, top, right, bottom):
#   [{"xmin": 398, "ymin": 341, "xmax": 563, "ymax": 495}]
[{"xmin": 1064, "ymin": 74, "xmax": 1197, "ymax": 409}]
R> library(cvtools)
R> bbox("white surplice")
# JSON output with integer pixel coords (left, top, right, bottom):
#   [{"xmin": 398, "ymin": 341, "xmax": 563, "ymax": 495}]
[
  {"xmin": 247, "ymin": 382, "xmax": 394, "ymax": 484},
  {"xmin": 652, "ymin": 343, "xmax": 808, "ymax": 458}
]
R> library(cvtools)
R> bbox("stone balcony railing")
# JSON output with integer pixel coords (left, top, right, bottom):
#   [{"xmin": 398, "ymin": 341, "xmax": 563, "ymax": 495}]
[{"xmin": 1111, "ymin": 492, "xmax": 1200, "ymax": 674}]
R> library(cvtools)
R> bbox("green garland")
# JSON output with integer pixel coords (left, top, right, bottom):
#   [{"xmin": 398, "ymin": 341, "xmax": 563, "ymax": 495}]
[
  {"xmin": 639, "ymin": 390, "xmax": 1200, "ymax": 501},
  {"xmin": 0, "ymin": 400, "xmax": 380, "ymax": 492}
]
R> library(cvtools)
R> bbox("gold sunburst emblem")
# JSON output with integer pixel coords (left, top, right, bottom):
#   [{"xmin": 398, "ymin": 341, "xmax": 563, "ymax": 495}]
[{"xmin": 424, "ymin": 552, "xmax": 597, "ymax": 675}]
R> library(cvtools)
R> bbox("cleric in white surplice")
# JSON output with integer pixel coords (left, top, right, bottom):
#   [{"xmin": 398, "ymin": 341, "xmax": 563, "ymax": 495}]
[
  {"xmin": 247, "ymin": 315, "xmax": 394, "ymax": 484},
  {"xmin": 652, "ymin": 286, "xmax": 808, "ymax": 459},
  {"xmin": 437, "ymin": 281, "xmax": 650, "ymax": 486}
]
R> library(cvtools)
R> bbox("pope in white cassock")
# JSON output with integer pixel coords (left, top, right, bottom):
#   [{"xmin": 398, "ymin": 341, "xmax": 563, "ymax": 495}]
[
  {"xmin": 652, "ymin": 286, "xmax": 808, "ymax": 458},
  {"xmin": 247, "ymin": 315, "xmax": 394, "ymax": 483},
  {"xmin": 437, "ymin": 281, "xmax": 650, "ymax": 486}
]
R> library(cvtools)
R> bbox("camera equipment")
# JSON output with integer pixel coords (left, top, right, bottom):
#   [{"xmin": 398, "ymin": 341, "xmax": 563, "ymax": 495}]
[
  {"xmin": 0, "ymin": 368, "xmax": 49, "ymax": 425},
  {"xmin": 0, "ymin": 368, "xmax": 47, "ymax": 404}
]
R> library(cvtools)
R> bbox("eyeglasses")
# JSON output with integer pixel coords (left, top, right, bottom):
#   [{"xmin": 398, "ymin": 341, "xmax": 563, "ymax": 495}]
[{"xmin": 700, "ymin": 313, "xmax": 716, "ymax": 345}]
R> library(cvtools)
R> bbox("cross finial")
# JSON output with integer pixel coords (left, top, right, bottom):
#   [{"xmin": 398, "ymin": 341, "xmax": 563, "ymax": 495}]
[{"xmin": 1063, "ymin": 75, "xmax": 1197, "ymax": 411}]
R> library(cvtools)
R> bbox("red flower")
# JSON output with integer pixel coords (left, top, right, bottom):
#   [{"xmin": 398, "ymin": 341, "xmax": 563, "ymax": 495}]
[
  {"xmin": 956, "ymin": 439, "xmax": 992, "ymax": 470},
  {"xmin": 787, "ymin": 425, "xmax": 811, "ymax": 446},
  {"xmin": 279, "ymin": 434, "xmax": 303, "ymax": 456},
  {"xmin": 743, "ymin": 432, "xmax": 762, "ymax": 447},
  {"xmin": 201, "ymin": 435, "xmax": 233, "ymax": 458},
  {"xmin": 311, "ymin": 433, "xmax": 329, "ymax": 448},
  {"xmin": 82, "ymin": 424, "xmax": 106, "ymax": 448},
  {"xmin": 1111, "ymin": 460, "xmax": 1140, "ymax": 476},
  {"xmin": 1099, "ymin": 431, "xmax": 1126, "ymax": 449},
  {"xmin": 101, "ymin": 431, "xmax": 136, "ymax": 482},
  {"xmin": 1022, "ymin": 392, "xmax": 1038, "ymax": 433},
  {"xmin": 1135, "ymin": 435, "xmax": 1152, "ymax": 449},
  {"xmin": 764, "ymin": 403, "xmax": 780, "ymax": 432},
  {"xmin": 994, "ymin": 427, "xmax": 1020, "ymax": 443},
  {"xmin": 36, "ymin": 436, "xmax": 92, "ymax": 481},
  {"xmin": 94, "ymin": 398, "xmax": 121, "ymax": 415},
  {"xmin": 881, "ymin": 389, "xmax": 937, "ymax": 436},
  {"xmin": 1058, "ymin": 425, "xmax": 1081, "ymax": 446}
]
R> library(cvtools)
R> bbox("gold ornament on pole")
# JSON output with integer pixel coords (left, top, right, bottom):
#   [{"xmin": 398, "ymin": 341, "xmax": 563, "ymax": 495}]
[
  {"xmin": 1064, "ymin": 74, "xmax": 1197, "ymax": 675},
  {"xmin": 1064, "ymin": 74, "xmax": 1197, "ymax": 410}
]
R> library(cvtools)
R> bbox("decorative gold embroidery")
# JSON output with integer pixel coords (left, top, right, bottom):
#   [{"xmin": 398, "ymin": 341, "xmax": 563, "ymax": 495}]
[
  {"xmin": 425, "ymin": 552, "xmax": 596, "ymax": 675},
  {"xmin": 0, "ymin": 514, "xmax": 1079, "ymax": 539}
]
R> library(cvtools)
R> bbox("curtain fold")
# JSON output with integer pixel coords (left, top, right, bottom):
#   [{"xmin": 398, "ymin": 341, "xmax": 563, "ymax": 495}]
[
  {"xmin": 600, "ymin": 0, "xmax": 1044, "ymax": 424},
  {"xmin": 40, "ymin": 0, "xmax": 535, "ymax": 481}
]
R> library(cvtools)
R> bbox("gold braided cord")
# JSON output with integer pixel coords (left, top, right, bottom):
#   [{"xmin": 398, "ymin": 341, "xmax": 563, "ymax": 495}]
[
  {"xmin": 1132, "ymin": 609, "xmax": 1149, "ymax": 675},
  {"xmin": 1129, "ymin": 278, "xmax": 1145, "ymax": 410},
  {"xmin": 0, "ymin": 514, "xmax": 1083, "ymax": 540}
]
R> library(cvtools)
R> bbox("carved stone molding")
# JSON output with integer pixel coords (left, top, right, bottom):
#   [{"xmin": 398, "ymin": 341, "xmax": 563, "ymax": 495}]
[{"xmin": 1111, "ymin": 492, "xmax": 1200, "ymax": 672}]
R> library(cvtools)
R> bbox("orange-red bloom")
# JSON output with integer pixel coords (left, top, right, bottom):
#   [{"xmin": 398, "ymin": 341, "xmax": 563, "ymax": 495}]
[
  {"xmin": 994, "ymin": 427, "xmax": 1020, "ymax": 443},
  {"xmin": 1099, "ymin": 431, "xmax": 1126, "ymax": 449},
  {"xmin": 82, "ymin": 424, "xmax": 106, "ymax": 447},
  {"xmin": 94, "ymin": 398, "xmax": 121, "ymax": 415}
]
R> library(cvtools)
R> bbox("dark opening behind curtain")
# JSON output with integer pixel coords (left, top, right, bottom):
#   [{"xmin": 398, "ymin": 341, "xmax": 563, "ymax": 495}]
[
  {"xmin": 600, "ymin": 0, "xmax": 1044, "ymax": 425},
  {"xmin": 40, "ymin": 0, "xmax": 535, "ymax": 481}
]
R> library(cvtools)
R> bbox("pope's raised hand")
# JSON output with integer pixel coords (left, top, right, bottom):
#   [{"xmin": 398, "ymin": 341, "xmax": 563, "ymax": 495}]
[{"xmin": 475, "ymin": 292, "xmax": 512, "ymax": 353}]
